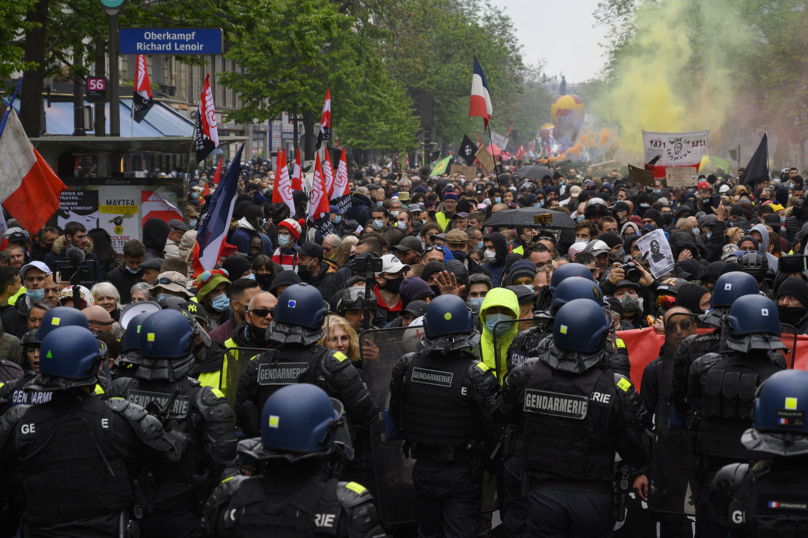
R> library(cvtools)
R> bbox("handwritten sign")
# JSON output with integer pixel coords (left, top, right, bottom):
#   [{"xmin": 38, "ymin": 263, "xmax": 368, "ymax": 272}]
[
  {"xmin": 665, "ymin": 166, "xmax": 698, "ymax": 187},
  {"xmin": 450, "ymin": 164, "xmax": 478, "ymax": 180}
]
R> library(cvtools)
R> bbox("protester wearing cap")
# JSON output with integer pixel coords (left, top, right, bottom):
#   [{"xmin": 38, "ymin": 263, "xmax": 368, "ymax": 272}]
[
  {"xmin": 194, "ymin": 269, "xmax": 232, "ymax": 330},
  {"xmin": 452, "ymin": 212, "xmax": 469, "ymax": 231},
  {"xmin": 295, "ymin": 241, "xmax": 338, "ymax": 304},
  {"xmin": 221, "ymin": 255, "xmax": 254, "ymax": 281},
  {"xmin": 506, "ymin": 284, "xmax": 537, "ymax": 331},
  {"xmin": 609, "ymin": 280, "xmax": 649, "ymax": 329},
  {"xmin": 507, "ymin": 260, "xmax": 538, "ymax": 289},
  {"xmin": 82, "ymin": 305, "xmax": 116, "ymax": 334},
  {"xmin": 399, "ymin": 276, "xmax": 435, "ymax": 308},
  {"xmin": 373, "ymin": 253, "xmax": 410, "ymax": 327},
  {"xmin": 58, "ymin": 285, "xmax": 94, "ymax": 309},
  {"xmin": 138, "ymin": 257, "xmax": 163, "ymax": 285},
  {"xmin": 2, "ymin": 261, "xmax": 54, "ymax": 339},
  {"xmin": 435, "ymin": 192, "xmax": 458, "ymax": 232},
  {"xmin": 273, "ymin": 218, "xmax": 304, "ymax": 272},
  {"xmin": 268, "ymin": 270, "xmax": 302, "ymax": 298},
  {"xmin": 401, "ymin": 300, "xmax": 428, "ymax": 327},
  {"xmin": 153, "ymin": 270, "xmax": 194, "ymax": 301},
  {"xmin": 393, "ymin": 236, "xmax": 424, "ymax": 265}
]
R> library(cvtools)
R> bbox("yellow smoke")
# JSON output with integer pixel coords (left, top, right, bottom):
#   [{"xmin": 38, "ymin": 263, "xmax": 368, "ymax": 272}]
[{"xmin": 593, "ymin": 0, "xmax": 751, "ymax": 154}]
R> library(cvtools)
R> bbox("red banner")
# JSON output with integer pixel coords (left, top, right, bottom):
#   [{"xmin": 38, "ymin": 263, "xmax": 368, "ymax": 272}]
[{"xmin": 617, "ymin": 328, "xmax": 808, "ymax": 390}]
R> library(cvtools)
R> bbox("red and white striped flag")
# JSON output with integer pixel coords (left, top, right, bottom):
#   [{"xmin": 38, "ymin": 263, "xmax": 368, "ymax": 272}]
[
  {"xmin": 291, "ymin": 147, "xmax": 303, "ymax": 192},
  {"xmin": 323, "ymin": 149, "xmax": 335, "ymax": 198},
  {"xmin": 272, "ymin": 149, "xmax": 296, "ymax": 216},
  {"xmin": 333, "ymin": 148, "xmax": 349, "ymax": 201},
  {"xmin": 133, "ymin": 55, "xmax": 153, "ymax": 123}
]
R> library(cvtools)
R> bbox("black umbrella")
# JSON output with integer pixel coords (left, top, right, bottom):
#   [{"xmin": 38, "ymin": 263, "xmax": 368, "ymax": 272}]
[
  {"xmin": 484, "ymin": 207, "xmax": 575, "ymax": 229},
  {"xmin": 514, "ymin": 165, "xmax": 553, "ymax": 181}
]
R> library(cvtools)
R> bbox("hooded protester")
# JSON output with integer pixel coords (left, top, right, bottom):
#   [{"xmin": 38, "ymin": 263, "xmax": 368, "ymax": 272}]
[
  {"xmin": 479, "ymin": 287, "xmax": 520, "ymax": 383},
  {"xmin": 675, "ymin": 283, "xmax": 711, "ymax": 315},
  {"xmin": 231, "ymin": 206, "xmax": 266, "ymax": 255},
  {"xmin": 776, "ymin": 277, "xmax": 808, "ymax": 333},
  {"xmin": 345, "ymin": 187, "xmax": 374, "ymax": 226},
  {"xmin": 620, "ymin": 221, "xmax": 640, "ymax": 238},
  {"xmin": 483, "ymin": 232, "xmax": 509, "ymax": 287},
  {"xmin": 142, "ymin": 218, "xmax": 171, "ymax": 261},
  {"xmin": 249, "ymin": 232, "xmax": 274, "ymax": 258},
  {"xmin": 750, "ymin": 223, "xmax": 780, "ymax": 270}
]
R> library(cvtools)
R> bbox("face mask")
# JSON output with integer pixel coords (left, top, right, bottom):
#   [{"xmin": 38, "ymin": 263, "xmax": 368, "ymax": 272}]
[
  {"xmin": 430, "ymin": 284, "xmax": 441, "ymax": 297},
  {"xmin": 621, "ymin": 294, "xmax": 642, "ymax": 315},
  {"xmin": 381, "ymin": 277, "xmax": 402, "ymax": 294},
  {"xmin": 243, "ymin": 273, "xmax": 256, "ymax": 281},
  {"xmin": 610, "ymin": 247, "xmax": 625, "ymax": 262},
  {"xmin": 396, "ymin": 221, "xmax": 408, "ymax": 231},
  {"xmin": 484, "ymin": 250, "xmax": 497, "ymax": 264},
  {"xmin": 693, "ymin": 229, "xmax": 700, "ymax": 236},
  {"xmin": 124, "ymin": 264, "xmax": 140, "ymax": 274},
  {"xmin": 255, "ymin": 273, "xmax": 272, "ymax": 288},
  {"xmin": 297, "ymin": 260, "xmax": 315, "ymax": 280},
  {"xmin": 469, "ymin": 297, "xmax": 484, "ymax": 308},
  {"xmin": 653, "ymin": 189, "xmax": 661, "ymax": 194},
  {"xmin": 189, "ymin": 219, "xmax": 197, "ymax": 228},
  {"xmin": 495, "ymin": 197, "xmax": 502, "ymax": 204},
  {"xmin": 191, "ymin": 192, "xmax": 199, "ymax": 199},
  {"xmin": 640, "ymin": 203, "xmax": 650, "ymax": 208},
  {"xmin": 278, "ymin": 235, "xmax": 292, "ymax": 248},
  {"xmin": 778, "ymin": 305, "xmax": 808, "ymax": 325},
  {"xmin": 450, "ymin": 250, "xmax": 466, "ymax": 262},
  {"xmin": 576, "ymin": 215, "xmax": 585, "ymax": 222},
  {"xmin": 333, "ymin": 215, "xmax": 342, "ymax": 224},
  {"xmin": 375, "ymin": 201, "xmax": 383, "ymax": 207},
  {"xmin": 422, "ymin": 218, "xmax": 429, "ymax": 225},
  {"xmin": 485, "ymin": 313, "xmax": 514, "ymax": 336},
  {"xmin": 476, "ymin": 241, "xmax": 484, "ymax": 250},
  {"xmin": 211, "ymin": 293, "xmax": 230, "ymax": 312},
  {"xmin": 662, "ymin": 214, "xmax": 674, "ymax": 225},
  {"xmin": 727, "ymin": 221, "xmax": 735, "ymax": 228},
  {"xmin": 390, "ymin": 211, "xmax": 400, "ymax": 219},
  {"xmin": 522, "ymin": 284, "xmax": 535, "ymax": 293},
  {"xmin": 372, "ymin": 220, "xmax": 385, "ymax": 230},
  {"xmin": 26, "ymin": 288, "xmax": 45, "ymax": 301},
  {"xmin": 706, "ymin": 232, "xmax": 712, "ymax": 240},
  {"xmin": 156, "ymin": 293, "xmax": 171, "ymax": 303}
]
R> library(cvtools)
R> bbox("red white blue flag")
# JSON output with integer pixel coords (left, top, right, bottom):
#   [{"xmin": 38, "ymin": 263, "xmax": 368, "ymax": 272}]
[{"xmin": 469, "ymin": 57, "xmax": 492, "ymax": 128}]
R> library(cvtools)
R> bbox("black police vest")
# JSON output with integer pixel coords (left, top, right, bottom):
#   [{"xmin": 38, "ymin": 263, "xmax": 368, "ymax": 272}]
[
  {"xmin": 7, "ymin": 372, "xmax": 53, "ymax": 407},
  {"xmin": 522, "ymin": 361, "xmax": 618, "ymax": 482},
  {"xmin": 697, "ymin": 357, "xmax": 782, "ymax": 461},
  {"xmin": 126, "ymin": 376, "xmax": 205, "ymax": 506},
  {"xmin": 403, "ymin": 350, "xmax": 483, "ymax": 450},
  {"xmin": 252, "ymin": 346, "xmax": 330, "ymax": 410},
  {"xmin": 15, "ymin": 395, "xmax": 133, "ymax": 527},
  {"xmin": 228, "ymin": 474, "xmax": 345, "ymax": 538},
  {"xmin": 508, "ymin": 327, "xmax": 550, "ymax": 372},
  {"xmin": 732, "ymin": 461, "xmax": 808, "ymax": 538}
]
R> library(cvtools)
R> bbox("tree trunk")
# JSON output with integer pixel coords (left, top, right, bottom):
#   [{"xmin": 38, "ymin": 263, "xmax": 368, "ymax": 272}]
[{"xmin": 20, "ymin": 0, "xmax": 50, "ymax": 137}]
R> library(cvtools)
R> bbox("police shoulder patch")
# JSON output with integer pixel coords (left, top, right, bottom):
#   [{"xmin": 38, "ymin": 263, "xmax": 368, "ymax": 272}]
[
  {"xmin": 615, "ymin": 338, "xmax": 626, "ymax": 349},
  {"xmin": 333, "ymin": 351, "xmax": 348, "ymax": 362},
  {"xmin": 616, "ymin": 376, "xmax": 632, "ymax": 392},
  {"xmin": 476, "ymin": 362, "xmax": 490, "ymax": 372}
]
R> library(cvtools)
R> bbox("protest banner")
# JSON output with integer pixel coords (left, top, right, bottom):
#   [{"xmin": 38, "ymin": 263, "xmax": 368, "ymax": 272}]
[{"xmin": 643, "ymin": 130, "xmax": 709, "ymax": 178}]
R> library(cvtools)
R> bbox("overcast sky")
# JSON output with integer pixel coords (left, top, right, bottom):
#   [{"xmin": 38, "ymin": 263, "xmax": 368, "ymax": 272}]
[{"xmin": 493, "ymin": 0, "xmax": 609, "ymax": 82}]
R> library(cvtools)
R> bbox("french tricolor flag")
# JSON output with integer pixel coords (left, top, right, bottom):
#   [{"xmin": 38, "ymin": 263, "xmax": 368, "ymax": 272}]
[
  {"xmin": 195, "ymin": 143, "xmax": 243, "ymax": 270},
  {"xmin": 469, "ymin": 56, "xmax": 493, "ymax": 129},
  {"xmin": 769, "ymin": 501, "xmax": 780, "ymax": 508},
  {"xmin": 0, "ymin": 97, "xmax": 66, "ymax": 233}
]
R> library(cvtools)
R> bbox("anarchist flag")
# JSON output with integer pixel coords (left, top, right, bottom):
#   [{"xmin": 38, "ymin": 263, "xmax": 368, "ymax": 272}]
[
  {"xmin": 457, "ymin": 134, "xmax": 479, "ymax": 166},
  {"xmin": 195, "ymin": 74, "xmax": 219, "ymax": 162}
]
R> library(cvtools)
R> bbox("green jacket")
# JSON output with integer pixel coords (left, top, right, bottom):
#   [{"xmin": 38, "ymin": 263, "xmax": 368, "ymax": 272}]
[{"xmin": 479, "ymin": 287, "xmax": 520, "ymax": 384}]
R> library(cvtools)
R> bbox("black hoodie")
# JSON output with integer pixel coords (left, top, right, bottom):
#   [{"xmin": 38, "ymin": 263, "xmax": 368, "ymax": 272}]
[
  {"xmin": 484, "ymin": 232, "xmax": 509, "ymax": 287},
  {"xmin": 142, "ymin": 218, "xmax": 171, "ymax": 261}
]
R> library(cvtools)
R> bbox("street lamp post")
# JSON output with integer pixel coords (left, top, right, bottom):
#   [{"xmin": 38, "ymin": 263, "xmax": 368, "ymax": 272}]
[{"xmin": 98, "ymin": 0, "xmax": 127, "ymax": 137}]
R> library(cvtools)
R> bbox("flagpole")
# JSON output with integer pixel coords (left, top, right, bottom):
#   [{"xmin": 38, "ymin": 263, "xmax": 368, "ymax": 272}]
[
  {"xmin": 0, "ymin": 79, "xmax": 24, "ymax": 139},
  {"xmin": 130, "ymin": 97, "xmax": 135, "ymax": 138},
  {"xmin": 485, "ymin": 124, "xmax": 501, "ymax": 184},
  {"xmin": 186, "ymin": 116, "xmax": 198, "ymax": 180}
]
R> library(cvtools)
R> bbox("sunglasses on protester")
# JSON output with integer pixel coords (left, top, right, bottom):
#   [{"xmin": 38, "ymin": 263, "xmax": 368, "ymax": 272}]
[
  {"xmin": 249, "ymin": 308, "xmax": 274, "ymax": 318},
  {"xmin": 668, "ymin": 319, "xmax": 693, "ymax": 332}
]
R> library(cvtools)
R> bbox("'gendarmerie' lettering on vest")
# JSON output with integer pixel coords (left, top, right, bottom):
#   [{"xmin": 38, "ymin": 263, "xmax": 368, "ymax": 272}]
[
  {"xmin": 127, "ymin": 390, "xmax": 190, "ymax": 419},
  {"xmin": 523, "ymin": 389, "xmax": 588, "ymax": 420},
  {"xmin": 12, "ymin": 389, "xmax": 53, "ymax": 405},
  {"xmin": 257, "ymin": 362, "xmax": 309, "ymax": 385},
  {"xmin": 411, "ymin": 367, "xmax": 454, "ymax": 388}
]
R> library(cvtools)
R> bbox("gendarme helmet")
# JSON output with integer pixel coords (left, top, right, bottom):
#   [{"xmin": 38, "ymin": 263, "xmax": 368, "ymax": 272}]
[
  {"xmin": 261, "ymin": 384, "xmax": 343, "ymax": 455},
  {"xmin": 424, "ymin": 295, "xmax": 473, "ymax": 339},
  {"xmin": 121, "ymin": 312, "xmax": 153, "ymax": 353},
  {"xmin": 274, "ymin": 284, "xmax": 324, "ymax": 329},
  {"xmin": 550, "ymin": 278, "xmax": 603, "ymax": 315},
  {"xmin": 139, "ymin": 309, "xmax": 194, "ymax": 359},
  {"xmin": 549, "ymin": 263, "xmax": 595, "ymax": 293},
  {"xmin": 553, "ymin": 299, "xmax": 609, "ymax": 354},
  {"xmin": 39, "ymin": 326, "xmax": 103, "ymax": 384},
  {"xmin": 742, "ymin": 370, "xmax": 808, "ymax": 457},
  {"xmin": 35, "ymin": 306, "xmax": 90, "ymax": 342}
]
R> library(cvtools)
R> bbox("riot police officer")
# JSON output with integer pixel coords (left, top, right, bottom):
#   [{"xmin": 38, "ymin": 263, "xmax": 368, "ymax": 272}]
[
  {"xmin": 709, "ymin": 369, "xmax": 808, "ymax": 537},
  {"xmin": 112, "ymin": 311, "xmax": 152, "ymax": 379},
  {"xmin": 687, "ymin": 294, "xmax": 786, "ymax": 538},
  {"xmin": 672, "ymin": 271, "xmax": 760, "ymax": 418},
  {"xmin": 235, "ymin": 284, "xmax": 375, "ymax": 437},
  {"xmin": 0, "ymin": 326, "xmax": 186, "ymax": 537},
  {"xmin": 111, "ymin": 309, "xmax": 237, "ymax": 538},
  {"xmin": 499, "ymin": 299, "xmax": 649, "ymax": 537},
  {"xmin": 202, "ymin": 383, "xmax": 386, "ymax": 538},
  {"xmin": 389, "ymin": 294, "xmax": 499, "ymax": 538},
  {"xmin": 507, "ymin": 277, "xmax": 630, "ymax": 378},
  {"xmin": 534, "ymin": 262, "xmax": 596, "ymax": 312},
  {"xmin": 0, "ymin": 306, "xmax": 91, "ymax": 412}
]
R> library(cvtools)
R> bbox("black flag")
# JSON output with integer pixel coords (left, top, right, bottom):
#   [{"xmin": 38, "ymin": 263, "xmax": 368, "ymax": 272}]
[
  {"xmin": 742, "ymin": 132, "xmax": 769, "ymax": 187},
  {"xmin": 457, "ymin": 134, "xmax": 479, "ymax": 166}
]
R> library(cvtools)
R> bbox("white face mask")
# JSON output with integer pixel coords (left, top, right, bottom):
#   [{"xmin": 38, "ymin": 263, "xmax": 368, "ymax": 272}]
[{"xmin": 484, "ymin": 250, "xmax": 497, "ymax": 263}]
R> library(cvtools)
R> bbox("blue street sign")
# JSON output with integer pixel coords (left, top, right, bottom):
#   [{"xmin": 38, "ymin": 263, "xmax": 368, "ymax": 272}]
[{"xmin": 120, "ymin": 28, "xmax": 222, "ymax": 55}]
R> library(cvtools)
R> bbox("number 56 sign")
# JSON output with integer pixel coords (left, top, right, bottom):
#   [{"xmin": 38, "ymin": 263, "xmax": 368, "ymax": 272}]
[{"xmin": 86, "ymin": 77, "xmax": 108, "ymax": 103}]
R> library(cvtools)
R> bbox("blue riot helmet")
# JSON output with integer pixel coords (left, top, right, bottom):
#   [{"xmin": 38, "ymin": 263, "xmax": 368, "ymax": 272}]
[
  {"xmin": 549, "ymin": 263, "xmax": 595, "ymax": 293},
  {"xmin": 36, "ymin": 326, "xmax": 104, "ymax": 389},
  {"xmin": 700, "ymin": 272, "xmax": 760, "ymax": 327},
  {"xmin": 724, "ymin": 295, "xmax": 786, "ymax": 353},
  {"xmin": 268, "ymin": 284, "xmax": 326, "ymax": 346},
  {"xmin": 424, "ymin": 295, "xmax": 473, "ymax": 338},
  {"xmin": 741, "ymin": 370, "xmax": 808, "ymax": 457},
  {"xmin": 553, "ymin": 299, "xmax": 610, "ymax": 355},
  {"xmin": 121, "ymin": 312, "xmax": 152, "ymax": 353},
  {"xmin": 549, "ymin": 278, "xmax": 603, "ymax": 315},
  {"xmin": 35, "ymin": 306, "xmax": 90, "ymax": 341},
  {"xmin": 139, "ymin": 309, "xmax": 194, "ymax": 359},
  {"xmin": 249, "ymin": 384, "xmax": 353, "ymax": 463}
]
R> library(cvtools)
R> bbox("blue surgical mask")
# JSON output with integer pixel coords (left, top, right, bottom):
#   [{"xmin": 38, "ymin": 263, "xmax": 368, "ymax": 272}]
[
  {"xmin": 372, "ymin": 220, "xmax": 385, "ymax": 230},
  {"xmin": 156, "ymin": 293, "xmax": 171, "ymax": 303},
  {"xmin": 653, "ymin": 189, "xmax": 661, "ymax": 194},
  {"xmin": 191, "ymin": 192, "xmax": 199, "ymax": 199},
  {"xmin": 640, "ymin": 203, "xmax": 650, "ymax": 208},
  {"xmin": 781, "ymin": 216, "xmax": 787, "ymax": 224},
  {"xmin": 534, "ymin": 201, "xmax": 544, "ymax": 208},
  {"xmin": 476, "ymin": 241, "xmax": 484, "ymax": 249},
  {"xmin": 189, "ymin": 219, "xmax": 197, "ymax": 228},
  {"xmin": 485, "ymin": 313, "xmax": 514, "ymax": 336},
  {"xmin": 334, "ymin": 215, "xmax": 342, "ymax": 224},
  {"xmin": 278, "ymin": 235, "xmax": 292, "ymax": 248},
  {"xmin": 376, "ymin": 201, "xmax": 384, "ymax": 207},
  {"xmin": 26, "ymin": 288, "xmax": 45, "ymax": 301},
  {"xmin": 124, "ymin": 264, "xmax": 140, "ymax": 274},
  {"xmin": 211, "ymin": 293, "xmax": 230, "ymax": 312},
  {"xmin": 706, "ymin": 232, "xmax": 712, "ymax": 240},
  {"xmin": 469, "ymin": 297, "xmax": 484, "ymax": 308},
  {"xmin": 576, "ymin": 215, "xmax": 585, "ymax": 222},
  {"xmin": 396, "ymin": 221, "xmax": 408, "ymax": 231},
  {"xmin": 495, "ymin": 197, "xmax": 502, "ymax": 204},
  {"xmin": 522, "ymin": 285, "xmax": 535, "ymax": 293},
  {"xmin": 243, "ymin": 273, "xmax": 256, "ymax": 281},
  {"xmin": 693, "ymin": 229, "xmax": 700, "ymax": 236}
]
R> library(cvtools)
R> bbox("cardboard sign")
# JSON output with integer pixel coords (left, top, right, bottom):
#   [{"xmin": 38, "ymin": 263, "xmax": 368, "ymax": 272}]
[
  {"xmin": 628, "ymin": 164, "xmax": 655, "ymax": 187},
  {"xmin": 665, "ymin": 166, "xmax": 697, "ymax": 187},
  {"xmin": 475, "ymin": 147, "xmax": 496, "ymax": 174},
  {"xmin": 450, "ymin": 164, "xmax": 478, "ymax": 179}
]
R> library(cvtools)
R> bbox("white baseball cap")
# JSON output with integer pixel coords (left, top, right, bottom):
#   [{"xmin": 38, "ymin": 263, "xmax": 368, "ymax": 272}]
[
  {"xmin": 20, "ymin": 261, "xmax": 52, "ymax": 280},
  {"xmin": 376, "ymin": 254, "xmax": 410, "ymax": 276}
]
